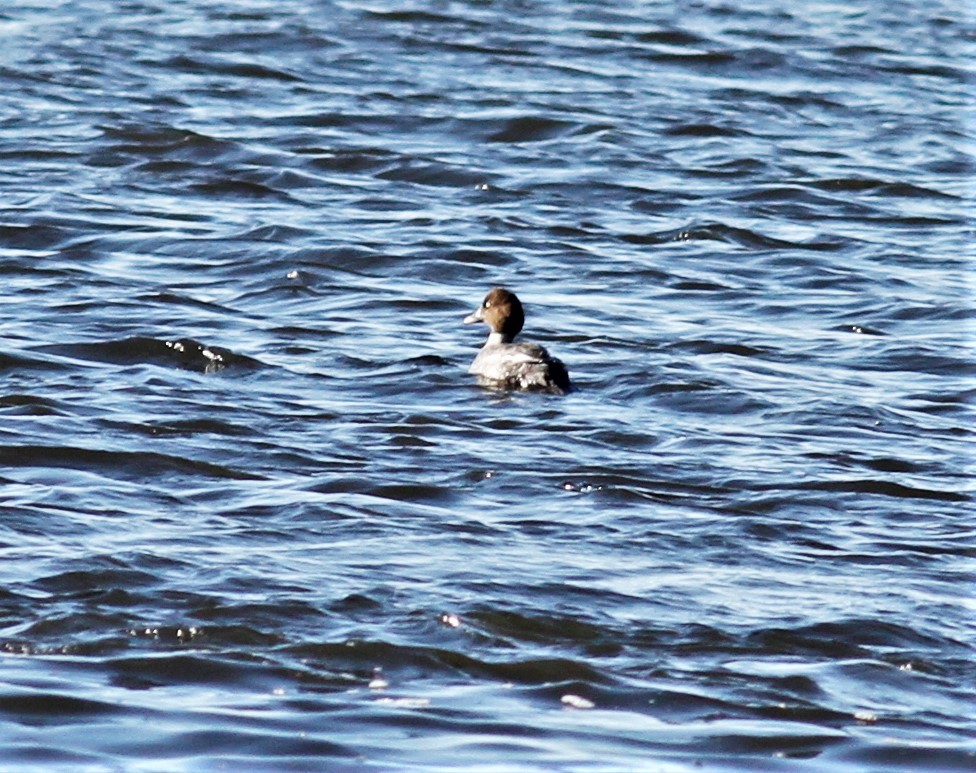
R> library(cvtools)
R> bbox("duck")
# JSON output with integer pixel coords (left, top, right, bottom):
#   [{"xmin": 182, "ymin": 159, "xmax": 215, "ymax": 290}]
[{"xmin": 463, "ymin": 287, "xmax": 571, "ymax": 394}]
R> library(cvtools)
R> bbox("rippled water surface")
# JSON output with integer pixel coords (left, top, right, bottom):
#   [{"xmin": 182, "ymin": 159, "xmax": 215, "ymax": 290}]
[{"xmin": 2, "ymin": 0, "xmax": 974, "ymax": 770}]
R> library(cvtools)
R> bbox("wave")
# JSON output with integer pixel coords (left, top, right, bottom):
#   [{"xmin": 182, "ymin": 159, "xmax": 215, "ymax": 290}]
[{"xmin": 35, "ymin": 337, "xmax": 262, "ymax": 373}]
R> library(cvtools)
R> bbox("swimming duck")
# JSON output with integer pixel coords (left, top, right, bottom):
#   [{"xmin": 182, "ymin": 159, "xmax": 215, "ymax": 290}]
[{"xmin": 463, "ymin": 287, "xmax": 571, "ymax": 394}]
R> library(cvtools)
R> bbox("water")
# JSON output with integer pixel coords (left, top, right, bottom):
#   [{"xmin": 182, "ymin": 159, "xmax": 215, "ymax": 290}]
[{"xmin": 1, "ymin": 0, "xmax": 974, "ymax": 770}]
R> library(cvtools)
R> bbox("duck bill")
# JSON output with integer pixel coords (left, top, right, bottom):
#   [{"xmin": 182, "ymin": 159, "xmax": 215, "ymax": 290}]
[{"xmin": 463, "ymin": 308, "xmax": 483, "ymax": 324}]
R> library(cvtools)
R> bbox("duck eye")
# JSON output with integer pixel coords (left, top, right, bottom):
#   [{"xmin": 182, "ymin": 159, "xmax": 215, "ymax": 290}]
[{"xmin": 484, "ymin": 300, "xmax": 491, "ymax": 307}]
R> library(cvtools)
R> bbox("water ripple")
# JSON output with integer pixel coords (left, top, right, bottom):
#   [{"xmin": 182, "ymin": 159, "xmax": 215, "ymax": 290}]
[{"xmin": 0, "ymin": 0, "xmax": 973, "ymax": 769}]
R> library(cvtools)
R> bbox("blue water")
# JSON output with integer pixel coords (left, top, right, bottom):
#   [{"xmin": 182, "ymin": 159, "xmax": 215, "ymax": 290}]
[{"xmin": 1, "ymin": 0, "xmax": 974, "ymax": 770}]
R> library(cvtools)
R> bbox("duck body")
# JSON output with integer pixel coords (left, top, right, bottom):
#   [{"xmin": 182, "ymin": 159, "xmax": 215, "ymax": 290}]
[{"xmin": 463, "ymin": 287, "xmax": 571, "ymax": 394}]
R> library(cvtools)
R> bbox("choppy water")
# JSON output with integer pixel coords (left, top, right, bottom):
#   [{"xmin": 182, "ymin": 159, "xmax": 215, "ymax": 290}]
[{"xmin": 2, "ymin": 0, "xmax": 975, "ymax": 770}]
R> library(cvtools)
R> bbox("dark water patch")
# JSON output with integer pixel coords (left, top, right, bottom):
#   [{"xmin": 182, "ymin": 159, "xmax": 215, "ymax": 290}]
[
  {"xmin": 811, "ymin": 178, "xmax": 891, "ymax": 193},
  {"xmin": 747, "ymin": 619, "xmax": 953, "ymax": 659},
  {"xmin": 667, "ymin": 339, "xmax": 770, "ymax": 358},
  {"xmin": 0, "ymin": 223, "xmax": 73, "ymax": 250},
  {"xmin": 0, "ymin": 352, "xmax": 64, "ymax": 374},
  {"xmin": 360, "ymin": 482, "xmax": 456, "ymax": 504},
  {"xmin": 0, "ymin": 445, "xmax": 263, "ymax": 482},
  {"xmin": 36, "ymin": 337, "xmax": 263, "ymax": 372},
  {"xmin": 635, "ymin": 29, "xmax": 708, "ymax": 46},
  {"xmin": 643, "ymin": 50, "xmax": 737, "ymax": 67},
  {"xmin": 194, "ymin": 27, "xmax": 335, "ymax": 56},
  {"xmin": 732, "ymin": 185, "xmax": 859, "ymax": 211},
  {"xmin": 646, "ymin": 379, "xmax": 715, "ymax": 395},
  {"xmin": 108, "ymin": 653, "xmax": 282, "ymax": 692},
  {"xmin": 0, "ymin": 694, "xmax": 124, "ymax": 726},
  {"xmin": 360, "ymin": 8, "xmax": 481, "ymax": 27},
  {"xmin": 192, "ymin": 597, "xmax": 327, "ymax": 630},
  {"xmin": 469, "ymin": 609, "xmax": 612, "ymax": 649},
  {"xmin": 878, "ymin": 61, "xmax": 967, "ymax": 81},
  {"xmin": 644, "ymin": 687, "xmax": 751, "ymax": 724},
  {"xmin": 663, "ymin": 123, "xmax": 743, "ymax": 138},
  {"xmin": 669, "ymin": 279, "xmax": 736, "ymax": 292},
  {"xmin": 149, "ymin": 54, "xmax": 302, "ymax": 83},
  {"xmin": 835, "ymin": 744, "xmax": 976, "ymax": 772},
  {"xmin": 864, "ymin": 214, "xmax": 966, "ymax": 228},
  {"xmin": 0, "ymin": 745, "xmax": 107, "ymax": 768},
  {"xmin": 803, "ymin": 452, "xmax": 933, "ymax": 477},
  {"xmin": 809, "ymin": 177, "xmax": 959, "ymax": 200},
  {"xmin": 290, "ymin": 639, "xmax": 612, "ymax": 688},
  {"xmin": 904, "ymin": 388, "xmax": 976, "ymax": 417},
  {"xmin": 283, "ymin": 110, "xmax": 448, "ymax": 140},
  {"xmin": 701, "ymin": 729, "xmax": 847, "ymax": 759},
  {"xmin": 831, "ymin": 45, "xmax": 890, "ymax": 59},
  {"xmin": 482, "ymin": 656, "xmax": 614, "ymax": 687},
  {"xmin": 875, "ymin": 182, "xmax": 958, "ymax": 200},
  {"xmin": 302, "ymin": 146, "xmax": 400, "ymax": 174},
  {"xmin": 189, "ymin": 177, "xmax": 294, "ymax": 201},
  {"xmin": 873, "ymin": 350, "xmax": 976, "ymax": 379},
  {"xmin": 329, "ymin": 592, "xmax": 385, "ymax": 615},
  {"xmin": 487, "ymin": 116, "xmax": 583, "ymax": 143},
  {"xmin": 376, "ymin": 159, "xmax": 487, "ymax": 187},
  {"xmin": 0, "ymin": 147, "xmax": 80, "ymax": 164},
  {"xmin": 886, "ymin": 304, "xmax": 976, "ymax": 324},
  {"xmin": 793, "ymin": 479, "xmax": 969, "ymax": 503},
  {"xmin": 858, "ymin": 457, "xmax": 928, "ymax": 474},
  {"xmin": 614, "ymin": 380, "xmax": 773, "ymax": 416},
  {"xmin": 95, "ymin": 123, "xmax": 245, "ymax": 163},
  {"xmin": 32, "ymin": 564, "xmax": 160, "ymax": 595},
  {"xmin": 113, "ymin": 731, "xmax": 358, "ymax": 765},
  {"xmin": 689, "ymin": 156, "xmax": 773, "ymax": 179}
]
